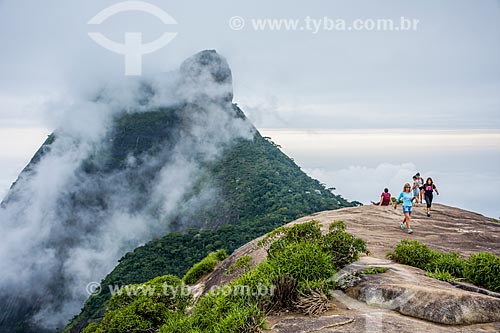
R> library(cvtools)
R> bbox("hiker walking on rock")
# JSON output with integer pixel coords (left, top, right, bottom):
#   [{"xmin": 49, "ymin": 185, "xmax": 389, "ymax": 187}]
[
  {"xmin": 424, "ymin": 177, "xmax": 439, "ymax": 217},
  {"xmin": 394, "ymin": 183, "xmax": 414, "ymax": 234},
  {"xmin": 412, "ymin": 175, "xmax": 420, "ymax": 204},
  {"xmin": 415, "ymin": 172, "xmax": 424, "ymax": 204}
]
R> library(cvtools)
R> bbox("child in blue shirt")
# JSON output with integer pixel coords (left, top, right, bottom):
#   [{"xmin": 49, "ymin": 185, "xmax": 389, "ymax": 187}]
[{"xmin": 394, "ymin": 183, "xmax": 414, "ymax": 234}]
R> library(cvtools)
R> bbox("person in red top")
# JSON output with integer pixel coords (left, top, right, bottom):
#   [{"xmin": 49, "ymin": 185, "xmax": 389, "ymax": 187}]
[{"xmin": 372, "ymin": 188, "xmax": 391, "ymax": 206}]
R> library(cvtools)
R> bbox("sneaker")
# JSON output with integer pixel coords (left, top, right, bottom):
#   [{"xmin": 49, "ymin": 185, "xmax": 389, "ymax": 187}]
[
  {"xmin": 400, "ymin": 223, "xmax": 407, "ymax": 230},
  {"xmin": 407, "ymin": 229, "xmax": 413, "ymax": 234},
  {"xmin": 427, "ymin": 212, "xmax": 431, "ymax": 217}
]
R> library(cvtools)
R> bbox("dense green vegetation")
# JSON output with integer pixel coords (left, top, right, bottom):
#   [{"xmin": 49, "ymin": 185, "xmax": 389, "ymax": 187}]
[
  {"xmin": 389, "ymin": 240, "xmax": 500, "ymax": 291},
  {"xmin": 183, "ymin": 250, "xmax": 228, "ymax": 285},
  {"xmin": 82, "ymin": 275, "xmax": 192, "ymax": 333},
  {"xmin": 82, "ymin": 220, "xmax": 367, "ymax": 332},
  {"xmin": 65, "ymin": 105, "xmax": 356, "ymax": 332}
]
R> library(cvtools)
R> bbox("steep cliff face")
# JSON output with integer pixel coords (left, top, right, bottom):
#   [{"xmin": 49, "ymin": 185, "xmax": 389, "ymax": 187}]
[{"xmin": 0, "ymin": 50, "xmax": 354, "ymax": 332}]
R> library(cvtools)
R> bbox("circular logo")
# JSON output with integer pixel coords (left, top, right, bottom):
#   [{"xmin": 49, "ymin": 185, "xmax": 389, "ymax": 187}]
[
  {"xmin": 86, "ymin": 281, "xmax": 102, "ymax": 296},
  {"xmin": 229, "ymin": 16, "xmax": 245, "ymax": 31}
]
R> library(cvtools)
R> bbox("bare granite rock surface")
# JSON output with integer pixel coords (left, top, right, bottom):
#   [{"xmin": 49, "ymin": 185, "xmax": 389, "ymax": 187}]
[{"xmin": 193, "ymin": 204, "xmax": 500, "ymax": 332}]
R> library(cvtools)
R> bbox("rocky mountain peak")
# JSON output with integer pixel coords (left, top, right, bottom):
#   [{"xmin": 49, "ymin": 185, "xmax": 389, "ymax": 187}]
[{"xmin": 178, "ymin": 49, "xmax": 233, "ymax": 103}]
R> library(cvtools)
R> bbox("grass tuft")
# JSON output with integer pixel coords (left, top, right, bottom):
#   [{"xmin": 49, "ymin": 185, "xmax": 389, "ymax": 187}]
[{"xmin": 183, "ymin": 250, "xmax": 228, "ymax": 285}]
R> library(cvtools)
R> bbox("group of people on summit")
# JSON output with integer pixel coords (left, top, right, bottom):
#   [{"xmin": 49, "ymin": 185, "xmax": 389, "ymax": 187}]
[{"xmin": 372, "ymin": 172, "xmax": 440, "ymax": 235}]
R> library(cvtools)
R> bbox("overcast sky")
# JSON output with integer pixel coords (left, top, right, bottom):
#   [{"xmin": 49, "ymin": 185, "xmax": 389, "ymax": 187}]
[{"xmin": 1, "ymin": 0, "xmax": 499, "ymax": 217}]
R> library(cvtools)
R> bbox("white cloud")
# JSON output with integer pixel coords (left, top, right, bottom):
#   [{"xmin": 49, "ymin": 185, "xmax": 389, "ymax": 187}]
[
  {"xmin": 0, "ymin": 51, "xmax": 255, "ymax": 329},
  {"xmin": 306, "ymin": 163, "xmax": 500, "ymax": 219}
]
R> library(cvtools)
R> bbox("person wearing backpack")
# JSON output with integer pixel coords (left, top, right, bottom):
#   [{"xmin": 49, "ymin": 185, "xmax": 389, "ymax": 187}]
[{"xmin": 423, "ymin": 177, "xmax": 439, "ymax": 217}]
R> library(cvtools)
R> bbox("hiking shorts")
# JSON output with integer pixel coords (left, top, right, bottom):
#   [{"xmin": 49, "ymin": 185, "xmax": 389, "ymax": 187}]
[{"xmin": 402, "ymin": 206, "xmax": 412, "ymax": 214}]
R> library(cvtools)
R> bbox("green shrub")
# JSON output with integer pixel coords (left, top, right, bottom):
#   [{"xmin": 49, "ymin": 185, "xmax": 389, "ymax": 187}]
[
  {"xmin": 192, "ymin": 295, "xmax": 264, "ymax": 333},
  {"xmin": 83, "ymin": 275, "xmax": 192, "ymax": 333},
  {"xmin": 259, "ymin": 220, "xmax": 322, "ymax": 253},
  {"xmin": 463, "ymin": 252, "xmax": 500, "ymax": 292},
  {"xmin": 95, "ymin": 299, "xmax": 165, "ymax": 332},
  {"xmin": 190, "ymin": 220, "xmax": 368, "ymax": 331},
  {"xmin": 183, "ymin": 250, "xmax": 228, "ymax": 285},
  {"xmin": 191, "ymin": 262, "xmax": 271, "ymax": 332},
  {"xmin": 233, "ymin": 260, "xmax": 277, "ymax": 293},
  {"xmin": 390, "ymin": 239, "xmax": 437, "ymax": 270},
  {"xmin": 425, "ymin": 252, "xmax": 465, "ymax": 278},
  {"xmin": 107, "ymin": 275, "xmax": 190, "ymax": 312},
  {"xmin": 82, "ymin": 322, "xmax": 102, "ymax": 333},
  {"xmin": 84, "ymin": 221, "xmax": 369, "ymax": 332},
  {"xmin": 278, "ymin": 220, "xmax": 323, "ymax": 243},
  {"xmin": 261, "ymin": 220, "xmax": 367, "ymax": 272},
  {"xmin": 268, "ymin": 241, "xmax": 335, "ymax": 284},
  {"xmin": 391, "ymin": 240, "xmax": 500, "ymax": 292},
  {"xmin": 226, "ymin": 256, "xmax": 253, "ymax": 275},
  {"xmin": 319, "ymin": 221, "xmax": 368, "ymax": 269},
  {"xmin": 159, "ymin": 312, "xmax": 200, "ymax": 333},
  {"xmin": 426, "ymin": 269, "xmax": 456, "ymax": 282}
]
